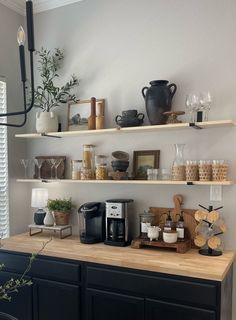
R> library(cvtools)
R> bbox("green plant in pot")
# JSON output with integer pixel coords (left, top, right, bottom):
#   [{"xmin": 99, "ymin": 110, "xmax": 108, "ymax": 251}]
[
  {"xmin": 47, "ymin": 198, "xmax": 75, "ymax": 225},
  {"xmin": 33, "ymin": 48, "xmax": 79, "ymax": 133}
]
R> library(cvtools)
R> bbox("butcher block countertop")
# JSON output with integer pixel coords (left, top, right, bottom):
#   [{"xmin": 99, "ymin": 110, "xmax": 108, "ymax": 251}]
[{"xmin": 1, "ymin": 233, "xmax": 235, "ymax": 281}]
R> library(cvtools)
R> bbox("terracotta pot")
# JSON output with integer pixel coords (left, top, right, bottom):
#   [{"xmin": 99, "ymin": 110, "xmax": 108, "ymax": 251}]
[
  {"xmin": 36, "ymin": 111, "xmax": 58, "ymax": 133},
  {"xmin": 54, "ymin": 211, "xmax": 70, "ymax": 225}
]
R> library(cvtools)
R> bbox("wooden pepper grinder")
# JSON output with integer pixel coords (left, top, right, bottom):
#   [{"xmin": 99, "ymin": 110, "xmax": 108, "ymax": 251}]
[
  {"xmin": 88, "ymin": 97, "xmax": 96, "ymax": 130},
  {"xmin": 96, "ymin": 102, "xmax": 105, "ymax": 129}
]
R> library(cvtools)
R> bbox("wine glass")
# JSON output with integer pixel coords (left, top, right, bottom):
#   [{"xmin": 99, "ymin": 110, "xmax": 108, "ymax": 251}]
[
  {"xmin": 199, "ymin": 92, "xmax": 212, "ymax": 121},
  {"xmin": 47, "ymin": 159, "xmax": 56, "ymax": 179},
  {"xmin": 34, "ymin": 159, "xmax": 45, "ymax": 179},
  {"xmin": 54, "ymin": 159, "xmax": 62, "ymax": 179},
  {"xmin": 185, "ymin": 94, "xmax": 199, "ymax": 122},
  {"xmin": 20, "ymin": 159, "xmax": 30, "ymax": 178}
]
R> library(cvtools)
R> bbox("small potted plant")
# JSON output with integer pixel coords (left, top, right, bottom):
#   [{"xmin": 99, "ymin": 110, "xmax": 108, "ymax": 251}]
[
  {"xmin": 47, "ymin": 198, "xmax": 75, "ymax": 225},
  {"xmin": 33, "ymin": 48, "xmax": 79, "ymax": 133}
]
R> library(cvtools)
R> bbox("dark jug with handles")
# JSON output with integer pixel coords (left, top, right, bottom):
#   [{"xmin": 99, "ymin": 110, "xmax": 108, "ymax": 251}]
[{"xmin": 142, "ymin": 80, "xmax": 177, "ymax": 125}]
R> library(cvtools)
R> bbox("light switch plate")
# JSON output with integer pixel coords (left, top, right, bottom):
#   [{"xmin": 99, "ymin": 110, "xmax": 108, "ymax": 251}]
[{"xmin": 210, "ymin": 185, "xmax": 222, "ymax": 202}]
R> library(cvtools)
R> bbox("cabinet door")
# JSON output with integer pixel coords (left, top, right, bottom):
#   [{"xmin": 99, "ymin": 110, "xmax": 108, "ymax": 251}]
[
  {"xmin": 0, "ymin": 272, "xmax": 32, "ymax": 320},
  {"xmin": 86, "ymin": 288, "xmax": 144, "ymax": 320},
  {"xmin": 33, "ymin": 278, "xmax": 80, "ymax": 320},
  {"xmin": 146, "ymin": 299, "xmax": 216, "ymax": 320}
]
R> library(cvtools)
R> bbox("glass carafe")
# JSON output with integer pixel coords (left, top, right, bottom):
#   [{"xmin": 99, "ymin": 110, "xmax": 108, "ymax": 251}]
[{"xmin": 172, "ymin": 144, "xmax": 186, "ymax": 181}]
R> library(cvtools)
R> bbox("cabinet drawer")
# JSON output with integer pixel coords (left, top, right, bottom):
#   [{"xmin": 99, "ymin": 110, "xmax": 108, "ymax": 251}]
[
  {"xmin": 30, "ymin": 258, "xmax": 80, "ymax": 283},
  {"xmin": 86, "ymin": 266, "xmax": 218, "ymax": 308},
  {"xmin": 0, "ymin": 252, "xmax": 80, "ymax": 284}
]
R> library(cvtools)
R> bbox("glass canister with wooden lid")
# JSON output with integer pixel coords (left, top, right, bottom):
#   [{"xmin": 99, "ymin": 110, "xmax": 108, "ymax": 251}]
[
  {"xmin": 81, "ymin": 144, "xmax": 95, "ymax": 180},
  {"xmin": 95, "ymin": 155, "xmax": 108, "ymax": 180},
  {"xmin": 139, "ymin": 211, "xmax": 155, "ymax": 238}
]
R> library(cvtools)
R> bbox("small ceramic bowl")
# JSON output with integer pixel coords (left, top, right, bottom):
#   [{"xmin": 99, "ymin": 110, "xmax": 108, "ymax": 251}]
[
  {"xmin": 111, "ymin": 160, "xmax": 129, "ymax": 172},
  {"xmin": 163, "ymin": 230, "xmax": 178, "ymax": 243},
  {"xmin": 111, "ymin": 151, "xmax": 129, "ymax": 161}
]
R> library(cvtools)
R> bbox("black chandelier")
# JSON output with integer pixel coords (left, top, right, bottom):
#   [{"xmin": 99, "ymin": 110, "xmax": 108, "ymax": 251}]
[{"xmin": 0, "ymin": 0, "xmax": 35, "ymax": 127}]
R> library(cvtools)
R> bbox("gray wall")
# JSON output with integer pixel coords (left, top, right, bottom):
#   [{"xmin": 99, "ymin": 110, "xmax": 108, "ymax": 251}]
[
  {"xmin": 0, "ymin": 3, "xmax": 29, "ymax": 235},
  {"xmin": 16, "ymin": 0, "xmax": 236, "ymax": 317}
]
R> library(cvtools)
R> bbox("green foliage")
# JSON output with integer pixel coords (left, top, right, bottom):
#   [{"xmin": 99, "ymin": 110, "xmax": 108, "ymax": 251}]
[
  {"xmin": 33, "ymin": 48, "xmax": 79, "ymax": 112},
  {"xmin": 0, "ymin": 239, "xmax": 51, "ymax": 302},
  {"xmin": 47, "ymin": 198, "xmax": 75, "ymax": 213}
]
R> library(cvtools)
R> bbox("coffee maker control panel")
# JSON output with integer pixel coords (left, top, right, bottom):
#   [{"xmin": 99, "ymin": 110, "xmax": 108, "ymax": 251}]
[{"xmin": 106, "ymin": 202, "xmax": 125, "ymax": 219}]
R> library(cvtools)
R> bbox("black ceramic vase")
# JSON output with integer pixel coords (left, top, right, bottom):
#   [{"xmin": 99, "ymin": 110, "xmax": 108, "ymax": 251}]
[{"xmin": 142, "ymin": 80, "xmax": 177, "ymax": 125}]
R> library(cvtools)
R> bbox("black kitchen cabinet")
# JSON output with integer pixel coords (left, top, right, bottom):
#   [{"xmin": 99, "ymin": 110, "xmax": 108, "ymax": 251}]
[
  {"xmin": 33, "ymin": 278, "xmax": 80, "ymax": 320},
  {"xmin": 0, "ymin": 250, "xmax": 233, "ymax": 320},
  {"xmin": 86, "ymin": 288, "xmax": 144, "ymax": 320},
  {"xmin": 146, "ymin": 299, "xmax": 216, "ymax": 320},
  {"xmin": 0, "ymin": 272, "xmax": 32, "ymax": 320}
]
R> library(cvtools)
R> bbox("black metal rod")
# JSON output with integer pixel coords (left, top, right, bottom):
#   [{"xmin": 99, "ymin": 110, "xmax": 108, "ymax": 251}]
[
  {"xmin": 19, "ymin": 45, "xmax": 26, "ymax": 82},
  {"xmin": 0, "ymin": 52, "xmax": 35, "ymax": 119},
  {"xmin": 214, "ymin": 206, "xmax": 223, "ymax": 211},
  {"xmin": 26, "ymin": 0, "xmax": 35, "ymax": 52}
]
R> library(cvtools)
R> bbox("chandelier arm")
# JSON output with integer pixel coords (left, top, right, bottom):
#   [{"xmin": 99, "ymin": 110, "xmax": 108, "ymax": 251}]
[
  {"xmin": 0, "ymin": 52, "xmax": 35, "ymax": 118},
  {"xmin": 0, "ymin": 83, "xmax": 28, "ymax": 127}
]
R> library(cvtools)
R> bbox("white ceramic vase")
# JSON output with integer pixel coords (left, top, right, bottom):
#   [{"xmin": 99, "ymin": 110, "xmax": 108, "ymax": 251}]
[
  {"xmin": 43, "ymin": 211, "xmax": 54, "ymax": 226},
  {"xmin": 36, "ymin": 111, "xmax": 58, "ymax": 133}
]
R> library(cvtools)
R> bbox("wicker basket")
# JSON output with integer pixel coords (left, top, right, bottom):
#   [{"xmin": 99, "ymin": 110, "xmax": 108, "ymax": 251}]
[{"xmin": 54, "ymin": 211, "xmax": 70, "ymax": 225}]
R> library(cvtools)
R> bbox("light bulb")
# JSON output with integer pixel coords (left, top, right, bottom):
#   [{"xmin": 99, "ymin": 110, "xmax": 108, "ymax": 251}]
[{"xmin": 17, "ymin": 26, "xmax": 25, "ymax": 45}]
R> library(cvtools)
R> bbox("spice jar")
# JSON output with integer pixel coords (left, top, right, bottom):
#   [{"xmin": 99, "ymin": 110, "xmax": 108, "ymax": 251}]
[
  {"xmin": 71, "ymin": 160, "xmax": 82, "ymax": 180},
  {"xmin": 95, "ymin": 155, "xmax": 108, "ymax": 180},
  {"xmin": 139, "ymin": 211, "xmax": 155, "ymax": 238}
]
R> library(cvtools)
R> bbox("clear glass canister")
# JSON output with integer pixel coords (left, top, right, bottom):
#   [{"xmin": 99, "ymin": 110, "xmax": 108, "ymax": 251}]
[
  {"xmin": 139, "ymin": 211, "xmax": 155, "ymax": 238},
  {"xmin": 95, "ymin": 155, "xmax": 108, "ymax": 180},
  {"xmin": 82, "ymin": 144, "xmax": 95, "ymax": 179},
  {"xmin": 71, "ymin": 160, "xmax": 82, "ymax": 180}
]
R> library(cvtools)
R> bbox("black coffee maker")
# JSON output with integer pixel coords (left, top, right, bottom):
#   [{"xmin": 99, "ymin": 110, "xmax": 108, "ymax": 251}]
[
  {"xmin": 104, "ymin": 199, "xmax": 133, "ymax": 247},
  {"xmin": 78, "ymin": 202, "xmax": 105, "ymax": 244}
]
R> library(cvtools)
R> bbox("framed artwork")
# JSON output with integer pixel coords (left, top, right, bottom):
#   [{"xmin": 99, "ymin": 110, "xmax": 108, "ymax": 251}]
[
  {"xmin": 133, "ymin": 150, "xmax": 160, "ymax": 180},
  {"xmin": 67, "ymin": 99, "xmax": 105, "ymax": 131}
]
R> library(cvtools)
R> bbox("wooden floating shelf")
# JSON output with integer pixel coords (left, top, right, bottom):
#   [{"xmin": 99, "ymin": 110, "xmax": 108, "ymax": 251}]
[
  {"xmin": 15, "ymin": 120, "xmax": 236, "ymax": 139},
  {"xmin": 16, "ymin": 179, "xmax": 235, "ymax": 186}
]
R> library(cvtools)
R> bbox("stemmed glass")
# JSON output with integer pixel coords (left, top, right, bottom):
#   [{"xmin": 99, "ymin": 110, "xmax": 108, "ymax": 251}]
[
  {"xmin": 34, "ymin": 159, "xmax": 45, "ymax": 179},
  {"xmin": 20, "ymin": 159, "xmax": 30, "ymax": 178},
  {"xmin": 47, "ymin": 159, "xmax": 56, "ymax": 179},
  {"xmin": 199, "ymin": 92, "xmax": 212, "ymax": 121},
  {"xmin": 185, "ymin": 94, "xmax": 199, "ymax": 122},
  {"xmin": 54, "ymin": 159, "xmax": 62, "ymax": 179}
]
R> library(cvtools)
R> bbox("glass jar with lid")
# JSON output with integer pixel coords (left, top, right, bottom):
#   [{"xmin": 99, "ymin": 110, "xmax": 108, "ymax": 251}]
[
  {"xmin": 139, "ymin": 211, "xmax": 155, "ymax": 238},
  {"xmin": 71, "ymin": 160, "xmax": 82, "ymax": 180},
  {"xmin": 95, "ymin": 155, "xmax": 108, "ymax": 180},
  {"xmin": 82, "ymin": 144, "xmax": 95, "ymax": 179}
]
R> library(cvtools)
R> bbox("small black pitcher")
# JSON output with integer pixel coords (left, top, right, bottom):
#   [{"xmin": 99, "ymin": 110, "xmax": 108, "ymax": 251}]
[{"xmin": 142, "ymin": 80, "xmax": 177, "ymax": 125}]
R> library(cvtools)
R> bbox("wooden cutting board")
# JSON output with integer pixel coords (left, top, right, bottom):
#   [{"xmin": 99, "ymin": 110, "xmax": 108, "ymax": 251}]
[{"xmin": 149, "ymin": 194, "xmax": 198, "ymax": 247}]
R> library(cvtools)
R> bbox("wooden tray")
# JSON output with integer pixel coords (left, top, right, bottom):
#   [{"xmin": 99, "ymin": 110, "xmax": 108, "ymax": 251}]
[
  {"xmin": 149, "ymin": 194, "xmax": 198, "ymax": 247},
  {"xmin": 131, "ymin": 238, "xmax": 191, "ymax": 254}
]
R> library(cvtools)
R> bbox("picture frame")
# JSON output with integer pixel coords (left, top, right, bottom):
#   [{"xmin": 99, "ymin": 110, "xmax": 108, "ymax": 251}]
[
  {"xmin": 67, "ymin": 98, "xmax": 105, "ymax": 131},
  {"xmin": 133, "ymin": 150, "xmax": 160, "ymax": 180}
]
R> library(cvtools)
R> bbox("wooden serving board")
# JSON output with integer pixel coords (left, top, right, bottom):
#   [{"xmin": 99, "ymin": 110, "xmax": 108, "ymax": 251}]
[
  {"xmin": 131, "ymin": 238, "xmax": 191, "ymax": 254},
  {"xmin": 149, "ymin": 194, "xmax": 198, "ymax": 247}
]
